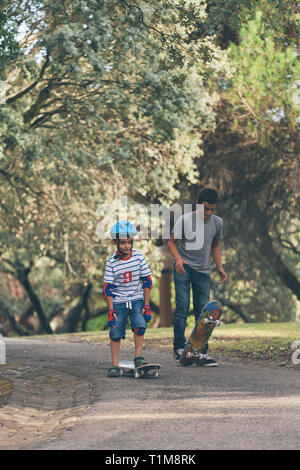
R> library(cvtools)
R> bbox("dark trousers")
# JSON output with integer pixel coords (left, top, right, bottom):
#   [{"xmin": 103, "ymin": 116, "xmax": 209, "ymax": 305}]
[{"xmin": 173, "ymin": 264, "xmax": 210, "ymax": 352}]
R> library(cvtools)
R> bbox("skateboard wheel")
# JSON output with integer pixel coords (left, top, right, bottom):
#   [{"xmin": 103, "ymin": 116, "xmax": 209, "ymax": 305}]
[
  {"xmin": 203, "ymin": 318, "xmax": 209, "ymax": 324},
  {"xmin": 134, "ymin": 371, "xmax": 140, "ymax": 378},
  {"xmin": 186, "ymin": 352, "xmax": 193, "ymax": 358},
  {"xmin": 154, "ymin": 372, "xmax": 159, "ymax": 378},
  {"xmin": 216, "ymin": 320, "xmax": 221, "ymax": 326}
]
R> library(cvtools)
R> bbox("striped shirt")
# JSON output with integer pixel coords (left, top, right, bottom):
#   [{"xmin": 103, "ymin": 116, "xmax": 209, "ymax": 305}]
[{"xmin": 103, "ymin": 249, "xmax": 152, "ymax": 303}]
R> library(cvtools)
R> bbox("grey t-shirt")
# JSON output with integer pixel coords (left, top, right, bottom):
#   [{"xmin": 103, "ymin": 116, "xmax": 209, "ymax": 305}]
[{"xmin": 172, "ymin": 212, "xmax": 223, "ymax": 275}]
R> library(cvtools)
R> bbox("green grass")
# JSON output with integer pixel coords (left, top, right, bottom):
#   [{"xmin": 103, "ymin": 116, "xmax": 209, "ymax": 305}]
[
  {"xmin": 208, "ymin": 322, "xmax": 300, "ymax": 365},
  {"xmin": 48, "ymin": 322, "xmax": 300, "ymax": 368}
]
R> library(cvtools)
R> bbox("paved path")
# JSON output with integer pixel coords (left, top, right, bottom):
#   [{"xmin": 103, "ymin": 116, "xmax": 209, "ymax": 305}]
[{"xmin": 0, "ymin": 337, "xmax": 300, "ymax": 450}]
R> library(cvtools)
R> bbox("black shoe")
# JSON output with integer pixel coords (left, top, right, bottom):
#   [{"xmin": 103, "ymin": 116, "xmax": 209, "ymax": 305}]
[
  {"xmin": 108, "ymin": 366, "xmax": 121, "ymax": 377},
  {"xmin": 134, "ymin": 356, "xmax": 148, "ymax": 368},
  {"xmin": 196, "ymin": 355, "xmax": 218, "ymax": 367},
  {"xmin": 173, "ymin": 349, "xmax": 184, "ymax": 361}
]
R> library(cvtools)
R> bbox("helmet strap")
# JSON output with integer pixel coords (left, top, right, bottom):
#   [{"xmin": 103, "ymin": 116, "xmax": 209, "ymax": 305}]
[{"xmin": 116, "ymin": 238, "xmax": 133, "ymax": 257}]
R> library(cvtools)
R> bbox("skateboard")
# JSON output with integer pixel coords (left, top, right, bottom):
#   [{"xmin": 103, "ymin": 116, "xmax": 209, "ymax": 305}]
[
  {"xmin": 180, "ymin": 300, "xmax": 222, "ymax": 366},
  {"xmin": 119, "ymin": 360, "xmax": 161, "ymax": 379}
]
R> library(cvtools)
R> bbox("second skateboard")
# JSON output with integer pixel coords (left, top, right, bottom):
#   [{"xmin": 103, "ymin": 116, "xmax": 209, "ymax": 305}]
[{"xmin": 179, "ymin": 300, "xmax": 222, "ymax": 366}]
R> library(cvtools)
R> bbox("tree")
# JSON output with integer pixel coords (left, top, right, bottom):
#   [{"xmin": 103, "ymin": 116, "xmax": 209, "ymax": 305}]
[
  {"xmin": 223, "ymin": 12, "xmax": 299, "ymax": 299},
  {"xmin": 0, "ymin": 0, "xmax": 227, "ymax": 334},
  {"xmin": 198, "ymin": 11, "xmax": 300, "ymax": 315},
  {"xmin": 203, "ymin": 0, "xmax": 299, "ymax": 49}
]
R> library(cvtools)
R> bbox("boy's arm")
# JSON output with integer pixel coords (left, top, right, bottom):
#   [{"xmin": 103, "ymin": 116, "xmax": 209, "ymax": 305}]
[
  {"xmin": 140, "ymin": 256, "xmax": 152, "ymax": 322},
  {"xmin": 167, "ymin": 233, "xmax": 189, "ymax": 274},
  {"xmin": 103, "ymin": 259, "xmax": 117, "ymax": 326},
  {"xmin": 143, "ymin": 287, "xmax": 151, "ymax": 306},
  {"xmin": 104, "ymin": 290, "xmax": 114, "ymax": 310},
  {"xmin": 103, "ymin": 283, "xmax": 117, "ymax": 327},
  {"xmin": 211, "ymin": 240, "xmax": 227, "ymax": 283},
  {"xmin": 141, "ymin": 285, "xmax": 151, "ymax": 322}
]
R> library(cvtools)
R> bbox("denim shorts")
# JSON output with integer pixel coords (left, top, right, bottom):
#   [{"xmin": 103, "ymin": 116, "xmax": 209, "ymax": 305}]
[{"xmin": 110, "ymin": 299, "xmax": 147, "ymax": 341}]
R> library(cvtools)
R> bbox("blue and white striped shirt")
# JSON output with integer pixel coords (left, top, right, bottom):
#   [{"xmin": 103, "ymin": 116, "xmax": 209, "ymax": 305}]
[{"xmin": 103, "ymin": 249, "xmax": 152, "ymax": 303}]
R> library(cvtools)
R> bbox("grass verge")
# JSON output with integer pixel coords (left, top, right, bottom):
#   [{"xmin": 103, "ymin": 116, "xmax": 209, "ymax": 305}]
[
  {"xmin": 46, "ymin": 322, "xmax": 300, "ymax": 369},
  {"xmin": 0, "ymin": 376, "xmax": 13, "ymax": 408}
]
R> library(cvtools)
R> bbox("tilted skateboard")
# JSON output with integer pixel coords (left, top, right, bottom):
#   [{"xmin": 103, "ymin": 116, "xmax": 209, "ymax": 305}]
[
  {"xmin": 180, "ymin": 300, "xmax": 222, "ymax": 366},
  {"xmin": 119, "ymin": 360, "xmax": 161, "ymax": 379}
]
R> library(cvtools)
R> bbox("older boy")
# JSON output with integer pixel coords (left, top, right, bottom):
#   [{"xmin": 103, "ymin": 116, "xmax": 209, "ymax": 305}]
[{"xmin": 168, "ymin": 188, "xmax": 227, "ymax": 366}]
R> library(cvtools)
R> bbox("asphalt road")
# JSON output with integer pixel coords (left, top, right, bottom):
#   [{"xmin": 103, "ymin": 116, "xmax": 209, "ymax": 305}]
[{"xmin": 1, "ymin": 337, "xmax": 300, "ymax": 450}]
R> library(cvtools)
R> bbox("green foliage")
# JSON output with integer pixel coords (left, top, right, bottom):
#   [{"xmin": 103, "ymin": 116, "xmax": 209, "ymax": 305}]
[
  {"xmin": 0, "ymin": 1, "xmax": 20, "ymax": 76},
  {"xmin": 221, "ymin": 11, "xmax": 300, "ymax": 211},
  {"xmin": 204, "ymin": 0, "xmax": 300, "ymax": 48},
  {"xmin": 188, "ymin": 4, "xmax": 300, "ymax": 320},
  {"xmin": 0, "ymin": 0, "xmax": 227, "ymax": 332},
  {"xmin": 1, "ymin": 0, "xmax": 298, "ymax": 332},
  {"xmin": 228, "ymin": 11, "xmax": 300, "ymax": 140},
  {"xmin": 85, "ymin": 314, "xmax": 107, "ymax": 332},
  {"xmin": 214, "ymin": 203, "xmax": 297, "ymax": 322}
]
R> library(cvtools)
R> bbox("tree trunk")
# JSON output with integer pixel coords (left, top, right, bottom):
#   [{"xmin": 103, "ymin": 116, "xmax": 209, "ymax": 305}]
[
  {"xmin": 0, "ymin": 302, "xmax": 32, "ymax": 336},
  {"xmin": 248, "ymin": 199, "xmax": 300, "ymax": 301},
  {"xmin": 17, "ymin": 266, "xmax": 53, "ymax": 334},
  {"xmin": 159, "ymin": 269, "xmax": 173, "ymax": 327},
  {"xmin": 63, "ymin": 283, "xmax": 92, "ymax": 333},
  {"xmin": 157, "ymin": 245, "xmax": 174, "ymax": 327}
]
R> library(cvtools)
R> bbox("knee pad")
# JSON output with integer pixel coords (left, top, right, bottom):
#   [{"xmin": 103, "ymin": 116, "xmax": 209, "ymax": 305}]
[{"xmin": 133, "ymin": 327, "xmax": 145, "ymax": 336}]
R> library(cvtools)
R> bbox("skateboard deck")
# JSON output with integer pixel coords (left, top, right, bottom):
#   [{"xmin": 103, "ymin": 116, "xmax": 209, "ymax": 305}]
[
  {"xmin": 119, "ymin": 360, "xmax": 161, "ymax": 378},
  {"xmin": 180, "ymin": 300, "xmax": 222, "ymax": 366}
]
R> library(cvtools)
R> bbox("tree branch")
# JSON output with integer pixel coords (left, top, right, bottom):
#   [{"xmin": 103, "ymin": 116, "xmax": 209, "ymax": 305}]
[
  {"xmin": 0, "ymin": 301, "xmax": 32, "ymax": 336},
  {"xmin": 119, "ymin": 0, "xmax": 168, "ymax": 40},
  {"xmin": 6, "ymin": 53, "xmax": 50, "ymax": 104}
]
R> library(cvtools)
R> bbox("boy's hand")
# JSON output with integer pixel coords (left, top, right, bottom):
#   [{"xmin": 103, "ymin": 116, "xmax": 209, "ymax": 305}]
[
  {"xmin": 175, "ymin": 256, "xmax": 189, "ymax": 274},
  {"xmin": 142, "ymin": 305, "xmax": 152, "ymax": 323},
  {"xmin": 108, "ymin": 309, "xmax": 117, "ymax": 328},
  {"xmin": 218, "ymin": 268, "xmax": 228, "ymax": 284}
]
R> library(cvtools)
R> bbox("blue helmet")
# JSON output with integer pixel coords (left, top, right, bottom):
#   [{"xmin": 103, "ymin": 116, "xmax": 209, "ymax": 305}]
[{"xmin": 110, "ymin": 221, "xmax": 137, "ymax": 239}]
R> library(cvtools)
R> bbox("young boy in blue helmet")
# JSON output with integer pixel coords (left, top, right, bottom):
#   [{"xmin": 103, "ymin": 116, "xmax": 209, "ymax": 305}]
[{"xmin": 103, "ymin": 221, "xmax": 153, "ymax": 377}]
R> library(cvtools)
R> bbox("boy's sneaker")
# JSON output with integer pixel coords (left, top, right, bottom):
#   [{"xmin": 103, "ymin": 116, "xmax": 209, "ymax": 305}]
[
  {"xmin": 108, "ymin": 366, "xmax": 121, "ymax": 377},
  {"xmin": 196, "ymin": 354, "xmax": 218, "ymax": 367},
  {"xmin": 173, "ymin": 349, "xmax": 184, "ymax": 361},
  {"xmin": 134, "ymin": 356, "xmax": 148, "ymax": 368}
]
